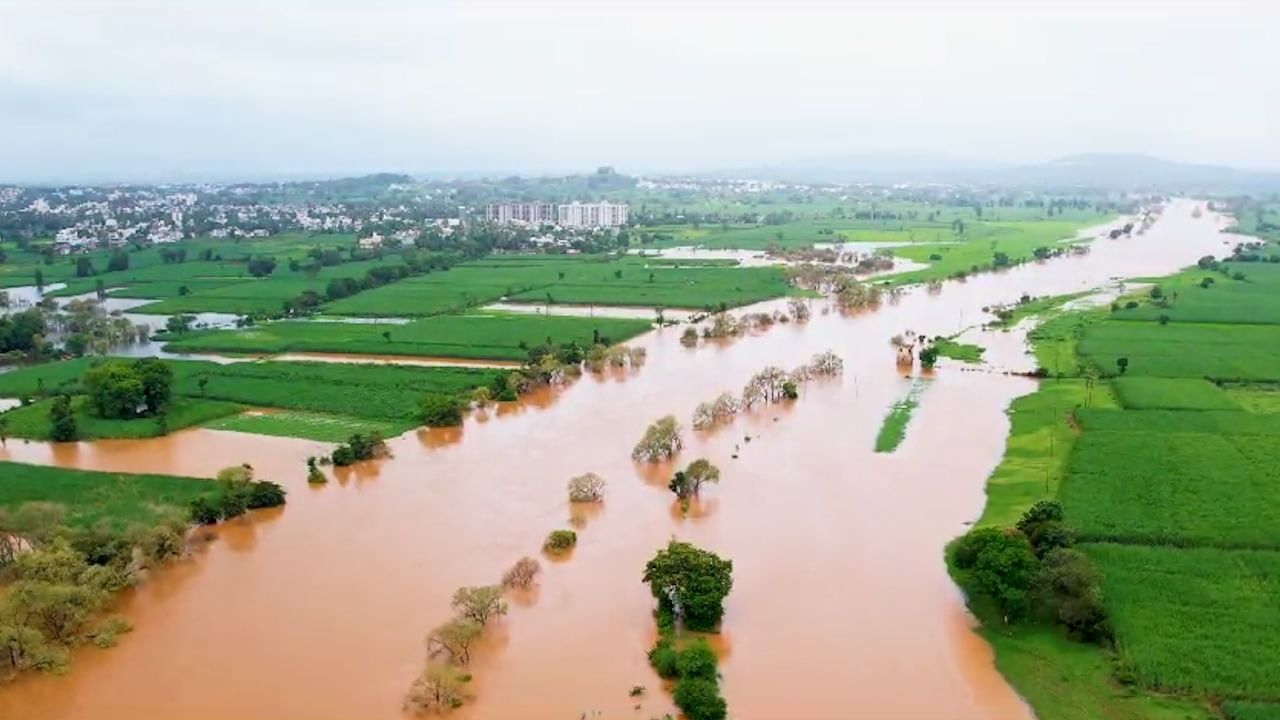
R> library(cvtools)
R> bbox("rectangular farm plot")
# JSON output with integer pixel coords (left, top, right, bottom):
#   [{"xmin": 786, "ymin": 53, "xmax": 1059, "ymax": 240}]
[
  {"xmin": 1062, "ymin": 428, "xmax": 1280, "ymax": 549},
  {"xmin": 1086, "ymin": 543, "xmax": 1280, "ymax": 700},
  {"xmin": 1111, "ymin": 377, "xmax": 1241, "ymax": 410},
  {"xmin": 1079, "ymin": 321, "xmax": 1280, "ymax": 381}
]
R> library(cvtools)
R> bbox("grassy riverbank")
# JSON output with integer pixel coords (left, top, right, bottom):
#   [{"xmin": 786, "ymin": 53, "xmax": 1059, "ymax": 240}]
[{"xmin": 963, "ymin": 228, "xmax": 1280, "ymax": 718}]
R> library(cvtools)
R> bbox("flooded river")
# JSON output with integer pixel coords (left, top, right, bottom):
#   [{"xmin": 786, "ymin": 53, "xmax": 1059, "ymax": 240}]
[{"xmin": 0, "ymin": 200, "xmax": 1228, "ymax": 720}]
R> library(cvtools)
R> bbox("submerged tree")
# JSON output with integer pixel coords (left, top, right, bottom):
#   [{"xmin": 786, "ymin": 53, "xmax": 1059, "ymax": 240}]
[
  {"xmin": 451, "ymin": 586, "xmax": 507, "ymax": 626},
  {"xmin": 632, "ymin": 416, "xmax": 683, "ymax": 462},
  {"xmin": 403, "ymin": 663, "xmax": 470, "ymax": 714},
  {"xmin": 669, "ymin": 459, "xmax": 721, "ymax": 500},
  {"xmin": 426, "ymin": 617, "xmax": 482, "ymax": 666},
  {"xmin": 643, "ymin": 540, "xmax": 733, "ymax": 631},
  {"xmin": 501, "ymin": 557, "xmax": 541, "ymax": 589},
  {"xmin": 567, "ymin": 473, "xmax": 606, "ymax": 503}
]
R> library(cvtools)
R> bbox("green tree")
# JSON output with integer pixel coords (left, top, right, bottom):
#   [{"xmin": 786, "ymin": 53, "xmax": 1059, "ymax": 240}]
[
  {"xmin": 48, "ymin": 395, "xmax": 77, "ymax": 441},
  {"xmin": 643, "ymin": 540, "xmax": 733, "ymax": 631},
  {"xmin": 951, "ymin": 528, "xmax": 1039, "ymax": 622},
  {"xmin": 132, "ymin": 358, "xmax": 173, "ymax": 415},
  {"xmin": 1035, "ymin": 548, "xmax": 1110, "ymax": 643},
  {"xmin": 83, "ymin": 362, "xmax": 144, "ymax": 418},
  {"xmin": 106, "ymin": 250, "xmax": 129, "ymax": 272}
]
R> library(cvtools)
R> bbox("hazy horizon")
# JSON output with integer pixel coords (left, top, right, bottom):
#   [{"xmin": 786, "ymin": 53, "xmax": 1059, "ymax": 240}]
[{"xmin": 3, "ymin": 0, "xmax": 1278, "ymax": 184}]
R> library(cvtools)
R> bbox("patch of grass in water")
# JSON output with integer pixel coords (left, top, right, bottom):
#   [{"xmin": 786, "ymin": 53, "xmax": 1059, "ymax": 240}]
[{"xmin": 873, "ymin": 379, "xmax": 927, "ymax": 453}]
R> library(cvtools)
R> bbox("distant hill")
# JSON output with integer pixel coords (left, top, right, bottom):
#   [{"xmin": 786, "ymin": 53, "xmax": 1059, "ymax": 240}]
[{"xmin": 710, "ymin": 153, "xmax": 1280, "ymax": 192}]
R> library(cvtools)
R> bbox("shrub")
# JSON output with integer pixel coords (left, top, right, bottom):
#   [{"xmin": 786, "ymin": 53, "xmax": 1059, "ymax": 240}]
[
  {"xmin": 306, "ymin": 457, "xmax": 326, "ymax": 484},
  {"xmin": 567, "ymin": 473, "xmax": 606, "ymax": 503},
  {"xmin": 501, "ymin": 556, "xmax": 540, "ymax": 589},
  {"xmin": 675, "ymin": 639, "xmax": 718, "ymax": 680},
  {"xmin": 189, "ymin": 496, "xmax": 221, "ymax": 525},
  {"xmin": 544, "ymin": 529, "xmax": 577, "ymax": 553},
  {"xmin": 48, "ymin": 395, "xmax": 77, "ymax": 442},
  {"xmin": 647, "ymin": 637, "xmax": 680, "ymax": 679},
  {"xmin": 673, "ymin": 677, "xmax": 727, "ymax": 720},
  {"xmin": 331, "ymin": 432, "xmax": 388, "ymax": 466},
  {"xmin": 246, "ymin": 481, "xmax": 286, "ymax": 509},
  {"xmin": 419, "ymin": 393, "xmax": 464, "ymax": 427}
]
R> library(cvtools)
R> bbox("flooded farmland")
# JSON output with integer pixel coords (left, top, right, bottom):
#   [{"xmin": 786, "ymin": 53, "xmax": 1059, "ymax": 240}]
[{"xmin": 0, "ymin": 200, "xmax": 1227, "ymax": 720}]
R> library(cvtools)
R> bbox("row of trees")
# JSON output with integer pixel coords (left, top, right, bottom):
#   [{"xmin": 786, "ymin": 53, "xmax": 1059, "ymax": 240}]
[
  {"xmin": 404, "ymin": 551, "xmax": 548, "ymax": 713},
  {"xmin": 643, "ymin": 540, "xmax": 732, "ymax": 720}
]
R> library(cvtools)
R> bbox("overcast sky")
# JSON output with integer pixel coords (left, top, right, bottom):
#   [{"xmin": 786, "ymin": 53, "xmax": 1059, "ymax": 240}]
[{"xmin": 2, "ymin": 0, "xmax": 1278, "ymax": 183}]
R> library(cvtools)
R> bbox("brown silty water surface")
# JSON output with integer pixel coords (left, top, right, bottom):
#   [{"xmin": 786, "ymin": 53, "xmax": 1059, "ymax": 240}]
[{"xmin": 0, "ymin": 201, "xmax": 1229, "ymax": 719}]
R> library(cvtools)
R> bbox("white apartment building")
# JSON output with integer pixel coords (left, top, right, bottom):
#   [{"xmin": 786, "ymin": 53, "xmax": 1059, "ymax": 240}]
[
  {"xmin": 486, "ymin": 201, "xmax": 628, "ymax": 228},
  {"xmin": 486, "ymin": 202, "xmax": 556, "ymax": 225}
]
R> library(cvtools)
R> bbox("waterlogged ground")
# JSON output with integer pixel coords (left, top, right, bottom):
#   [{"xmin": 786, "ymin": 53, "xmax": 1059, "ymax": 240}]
[{"xmin": 0, "ymin": 201, "xmax": 1228, "ymax": 720}]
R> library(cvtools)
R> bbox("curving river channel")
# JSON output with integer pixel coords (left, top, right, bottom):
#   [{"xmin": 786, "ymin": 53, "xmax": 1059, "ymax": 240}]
[{"xmin": 0, "ymin": 200, "xmax": 1229, "ymax": 720}]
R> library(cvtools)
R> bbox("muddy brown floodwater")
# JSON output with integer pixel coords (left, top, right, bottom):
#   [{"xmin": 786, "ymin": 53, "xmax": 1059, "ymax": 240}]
[{"xmin": 0, "ymin": 201, "xmax": 1228, "ymax": 720}]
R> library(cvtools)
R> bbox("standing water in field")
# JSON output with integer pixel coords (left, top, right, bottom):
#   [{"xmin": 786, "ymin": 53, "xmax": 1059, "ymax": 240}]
[{"xmin": 0, "ymin": 201, "xmax": 1229, "ymax": 719}]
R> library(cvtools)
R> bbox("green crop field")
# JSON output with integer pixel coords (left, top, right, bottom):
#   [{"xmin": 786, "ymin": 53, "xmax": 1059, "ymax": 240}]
[
  {"xmin": 1114, "ymin": 266, "xmax": 1280, "ymax": 326},
  {"xmin": 322, "ymin": 255, "xmax": 791, "ymax": 316},
  {"xmin": 1079, "ymin": 320, "xmax": 1280, "ymax": 381},
  {"xmin": 205, "ymin": 410, "xmax": 412, "ymax": 442},
  {"xmin": 1087, "ymin": 543, "xmax": 1280, "ymax": 700},
  {"xmin": 1225, "ymin": 702, "xmax": 1280, "ymax": 720},
  {"xmin": 0, "ymin": 461, "xmax": 215, "ymax": 530},
  {"xmin": 163, "ymin": 312, "xmax": 651, "ymax": 360},
  {"xmin": 0, "ymin": 395, "xmax": 244, "ymax": 440},
  {"xmin": 0, "ymin": 358, "xmax": 506, "ymax": 441},
  {"xmin": 1062, "ymin": 428, "xmax": 1280, "ymax": 548},
  {"xmin": 962, "ymin": 210, "xmax": 1280, "ymax": 719},
  {"xmin": 1111, "ymin": 376, "xmax": 1241, "ymax": 410}
]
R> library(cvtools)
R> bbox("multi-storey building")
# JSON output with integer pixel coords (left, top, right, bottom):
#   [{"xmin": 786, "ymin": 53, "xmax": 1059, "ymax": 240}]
[{"xmin": 485, "ymin": 201, "xmax": 628, "ymax": 228}]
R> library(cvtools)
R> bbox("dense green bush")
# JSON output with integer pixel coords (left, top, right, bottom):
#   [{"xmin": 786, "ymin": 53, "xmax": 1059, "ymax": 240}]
[
  {"xmin": 543, "ymin": 529, "xmax": 577, "ymax": 553},
  {"xmin": 647, "ymin": 637, "xmax": 679, "ymax": 679},
  {"xmin": 419, "ymin": 392, "xmax": 464, "ymax": 427},
  {"xmin": 675, "ymin": 639, "xmax": 718, "ymax": 680},
  {"xmin": 247, "ymin": 481, "xmax": 287, "ymax": 509},
  {"xmin": 673, "ymin": 677, "xmax": 727, "ymax": 720}
]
